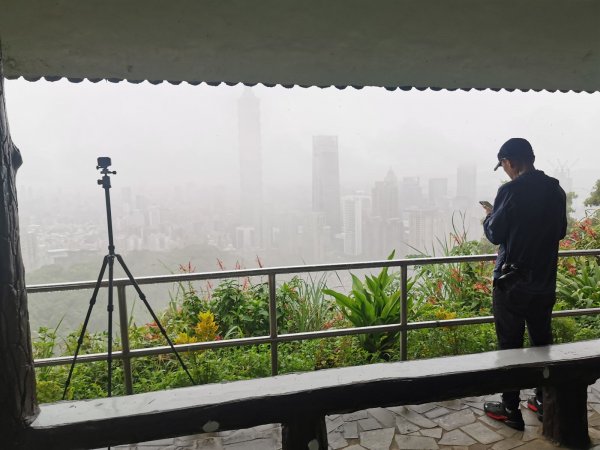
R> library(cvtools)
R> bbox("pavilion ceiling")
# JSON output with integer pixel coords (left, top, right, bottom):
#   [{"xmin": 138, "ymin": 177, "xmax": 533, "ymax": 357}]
[{"xmin": 0, "ymin": 0, "xmax": 599, "ymax": 92}]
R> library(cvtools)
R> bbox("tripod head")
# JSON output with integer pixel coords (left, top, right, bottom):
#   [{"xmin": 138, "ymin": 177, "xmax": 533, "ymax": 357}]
[{"xmin": 97, "ymin": 156, "xmax": 117, "ymax": 189}]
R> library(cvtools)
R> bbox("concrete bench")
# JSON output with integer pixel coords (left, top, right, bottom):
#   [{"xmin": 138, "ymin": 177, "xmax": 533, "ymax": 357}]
[{"xmin": 21, "ymin": 339, "xmax": 600, "ymax": 450}]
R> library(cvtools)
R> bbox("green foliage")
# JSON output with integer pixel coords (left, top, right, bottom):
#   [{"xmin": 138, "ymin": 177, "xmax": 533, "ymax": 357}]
[
  {"xmin": 324, "ymin": 251, "xmax": 405, "ymax": 360},
  {"xmin": 411, "ymin": 218, "xmax": 494, "ymax": 318},
  {"xmin": 209, "ymin": 279, "xmax": 271, "ymax": 337},
  {"xmin": 556, "ymin": 258, "xmax": 600, "ymax": 309},
  {"xmin": 278, "ymin": 274, "xmax": 336, "ymax": 333},
  {"xmin": 408, "ymin": 324, "xmax": 497, "ymax": 359},
  {"xmin": 584, "ymin": 179, "xmax": 600, "ymax": 207},
  {"xmin": 560, "ymin": 215, "xmax": 600, "ymax": 251},
  {"xmin": 33, "ymin": 206, "xmax": 600, "ymax": 402}
]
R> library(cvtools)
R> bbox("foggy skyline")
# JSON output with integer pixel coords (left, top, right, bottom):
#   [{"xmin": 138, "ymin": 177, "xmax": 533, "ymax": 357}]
[
  {"xmin": 6, "ymin": 79, "xmax": 599, "ymax": 206},
  {"xmin": 5, "ymin": 79, "xmax": 600, "ymax": 273}
]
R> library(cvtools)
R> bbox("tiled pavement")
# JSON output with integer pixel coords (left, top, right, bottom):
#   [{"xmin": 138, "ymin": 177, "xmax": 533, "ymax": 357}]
[{"xmin": 105, "ymin": 381, "xmax": 600, "ymax": 450}]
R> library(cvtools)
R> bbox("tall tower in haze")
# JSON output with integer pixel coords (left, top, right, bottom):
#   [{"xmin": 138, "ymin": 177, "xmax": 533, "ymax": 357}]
[
  {"xmin": 456, "ymin": 164, "xmax": 477, "ymax": 202},
  {"xmin": 372, "ymin": 169, "xmax": 399, "ymax": 219},
  {"xmin": 312, "ymin": 136, "xmax": 341, "ymax": 233},
  {"xmin": 238, "ymin": 89, "xmax": 263, "ymax": 248}
]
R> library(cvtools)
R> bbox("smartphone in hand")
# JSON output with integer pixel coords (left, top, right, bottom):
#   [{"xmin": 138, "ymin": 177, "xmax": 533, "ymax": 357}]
[{"xmin": 479, "ymin": 200, "xmax": 493, "ymax": 210}]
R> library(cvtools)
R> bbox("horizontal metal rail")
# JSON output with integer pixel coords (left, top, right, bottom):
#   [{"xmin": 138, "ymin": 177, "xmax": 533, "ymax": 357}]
[
  {"xmin": 30, "ymin": 249, "xmax": 600, "ymax": 388},
  {"xmin": 27, "ymin": 249, "xmax": 600, "ymax": 294}
]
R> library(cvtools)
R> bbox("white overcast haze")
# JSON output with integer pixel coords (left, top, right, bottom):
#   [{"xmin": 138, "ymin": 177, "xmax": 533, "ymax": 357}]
[{"xmin": 5, "ymin": 79, "xmax": 600, "ymax": 214}]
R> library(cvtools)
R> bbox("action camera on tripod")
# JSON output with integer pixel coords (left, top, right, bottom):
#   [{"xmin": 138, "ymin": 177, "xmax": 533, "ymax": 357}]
[{"xmin": 63, "ymin": 157, "xmax": 195, "ymax": 400}]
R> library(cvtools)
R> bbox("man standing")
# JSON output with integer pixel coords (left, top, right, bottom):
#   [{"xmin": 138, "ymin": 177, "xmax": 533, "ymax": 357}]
[{"xmin": 481, "ymin": 138, "xmax": 567, "ymax": 430}]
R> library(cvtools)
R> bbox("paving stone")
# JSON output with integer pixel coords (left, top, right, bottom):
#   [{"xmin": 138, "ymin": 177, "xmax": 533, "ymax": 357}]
[
  {"xmin": 395, "ymin": 416, "xmax": 420, "ymax": 434},
  {"xmin": 358, "ymin": 417, "xmax": 383, "ymax": 431},
  {"xmin": 254, "ymin": 423, "xmax": 279, "ymax": 433},
  {"xmin": 437, "ymin": 429, "xmax": 476, "ymax": 446},
  {"xmin": 590, "ymin": 427, "xmax": 600, "ymax": 441},
  {"xmin": 135, "ymin": 438, "xmax": 175, "ymax": 446},
  {"xmin": 439, "ymin": 399, "xmax": 467, "ymax": 410},
  {"xmin": 359, "ymin": 427, "xmax": 395, "ymax": 450},
  {"xmin": 407, "ymin": 431, "xmax": 421, "ymax": 436},
  {"xmin": 367, "ymin": 407, "xmax": 397, "ymax": 428},
  {"xmin": 495, "ymin": 426, "xmax": 519, "ymax": 438},
  {"xmin": 434, "ymin": 409, "xmax": 476, "ymax": 431},
  {"xmin": 328, "ymin": 431, "xmax": 348, "ymax": 449},
  {"xmin": 469, "ymin": 444, "xmax": 488, "ymax": 450},
  {"xmin": 460, "ymin": 422, "xmax": 503, "ymax": 444},
  {"xmin": 185, "ymin": 436, "xmax": 224, "ymax": 450},
  {"xmin": 394, "ymin": 435, "xmax": 439, "ymax": 449},
  {"xmin": 327, "ymin": 415, "xmax": 345, "ymax": 432},
  {"xmin": 424, "ymin": 407, "xmax": 450, "ymax": 419},
  {"xmin": 470, "ymin": 407, "xmax": 484, "ymax": 416},
  {"xmin": 222, "ymin": 428, "xmax": 259, "ymax": 444},
  {"xmin": 516, "ymin": 438, "xmax": 559, "ymax": 449},
  {"xmin": 483, "ymin": 393, "xmax": 503, "ymax": 402},
  {"xmin": 477, "ymin": 414, "xmax": 504, "ymax": 429},
  {"xmin": 227, "ymin": 437, "xmax": 278, "ymax": 450},
  {"xmin": 491, "ymin": 437, "xmax": 526, "ymax": 450},
  {"xmin": 463, "ymin": 396, "xmax": 486, "ymax": 402},
  {"xmin": 343, "ymin": 410, "xmax": 369, "ymax": 421},
  {"xmin": 344, "ymin": 446, "xmax": 367, "ymax": 450},
  {"xmin": 343, "ymin": 421, "xmax": 359, "ymax": 439},
  {"xmin": 259, "ymin": 428, "xmax": 281, "ymax": 442},
  {"xmin": 590, "ymin": 412, "xmax": 600, "ymax": 427},
  {"xmin": 397, "ymin": 408, "xmax": 438, "ymax": 428},
  {"xmin": 521, "ymin": 425, "xmax": 540, "ymax": 442},
  {"xmin": 407, "ymin": 403, "xmax": 438, "ymax": 414},
  {"xmin": 387, "ymin": 405, "xmax": 408, "ymax": 415},
  {"xmin": 589, "ymin": 392, "xmax": 600, "ymax": 404},
  {"xmin": 466, "ymin": 402, "xmax": 484, "ymax": 411},
  {"xmin": 420, "ymin": 427, "xmax": 443, "ymax": 439}
]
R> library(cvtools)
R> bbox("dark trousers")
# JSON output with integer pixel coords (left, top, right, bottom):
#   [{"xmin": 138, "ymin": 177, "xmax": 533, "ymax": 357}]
[{"xmin": 492, "ymin": 284, "xmax": 556, "ymax": 409}]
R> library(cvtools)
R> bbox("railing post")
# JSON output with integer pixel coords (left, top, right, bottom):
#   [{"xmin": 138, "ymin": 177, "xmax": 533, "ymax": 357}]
[
  {"xmin": 400, "ymin": 264, "xmax": 408, "ymax": 361},
  {"xmin": 268, "ymin": 273, "xmax": 279, "ymax": 376},
  {"xmin": 117, "ymin": 285, "xmax": 133, "ymax": 395}
]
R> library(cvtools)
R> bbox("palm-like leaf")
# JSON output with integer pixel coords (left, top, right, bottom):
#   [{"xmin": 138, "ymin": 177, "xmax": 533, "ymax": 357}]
[{"xmin": 323, "ymin": 250, "xmax": 406, "ymax": 358}]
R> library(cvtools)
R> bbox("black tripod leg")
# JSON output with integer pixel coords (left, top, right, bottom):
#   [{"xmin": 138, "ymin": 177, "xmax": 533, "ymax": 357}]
[
  {"xmin": 115, "ymin": 254, "xmax": 196, "ymax": 385},
  {"xmin": 106, "ymin": 255, "xmax": 115, "ymax": 397},
  {"xmin": 63, "ymin": 256, "xmax": 109, "ymax": 400}
]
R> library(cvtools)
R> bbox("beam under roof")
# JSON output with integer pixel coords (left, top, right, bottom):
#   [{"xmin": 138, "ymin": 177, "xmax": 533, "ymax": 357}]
[{"xmin": 0, "ymin": 0, "xmax": 599, "ymax": 92}]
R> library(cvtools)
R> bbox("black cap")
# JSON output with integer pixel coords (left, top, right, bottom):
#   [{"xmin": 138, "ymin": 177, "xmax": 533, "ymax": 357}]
[{"xmin": 494, "ymin": 138, "xmax": 535, "ymax": 171}]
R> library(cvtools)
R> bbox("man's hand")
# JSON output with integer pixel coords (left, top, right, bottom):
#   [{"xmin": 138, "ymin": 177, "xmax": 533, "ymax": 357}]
[{"xmin": 479, "ymin": 200, "xmax": 493, "ymax": 215}]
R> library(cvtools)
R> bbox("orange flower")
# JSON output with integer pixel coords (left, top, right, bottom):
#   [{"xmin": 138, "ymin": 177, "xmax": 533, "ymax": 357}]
[{"xmin": 473, "ymin": 282, "xmax": 491, "ymax": 294}]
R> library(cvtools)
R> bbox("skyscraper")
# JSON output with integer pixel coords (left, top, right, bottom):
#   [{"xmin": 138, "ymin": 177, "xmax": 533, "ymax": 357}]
[
  {"xmin": 342, "ymin": 193, "xmax": 371, "ymax": 256},
  {"xmin": 238, "ymin": 88, "xmax": 263, "ymax": 247},
  {"xmin": 372, "ymin": 169, "xmax": 400, "ymax": 219},
  {"xmin": 312, "ymin": 136, "xmax": 341, "ymax": 233},
  {"xmin": 456, "ymin": 164, "xmax": 477, "ymax": 202},
  {"xmin": 399, "ymin": 177, "xmax": 423, "ymax": 210},
  {"xmin": 428, "ymin": 178, "xmax": 448, "ymax": 208}
]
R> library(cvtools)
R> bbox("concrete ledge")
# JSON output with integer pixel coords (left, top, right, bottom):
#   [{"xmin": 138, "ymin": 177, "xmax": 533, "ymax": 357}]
[{"xmin": 22, "ymin": 339, "xmax": 600, "ymax": 449}]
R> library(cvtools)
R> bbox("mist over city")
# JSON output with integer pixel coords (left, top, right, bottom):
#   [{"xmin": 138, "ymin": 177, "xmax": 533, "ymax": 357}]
[{"xmin": 5, "ymin": 79, "xmax": 600, "ymax": 331}]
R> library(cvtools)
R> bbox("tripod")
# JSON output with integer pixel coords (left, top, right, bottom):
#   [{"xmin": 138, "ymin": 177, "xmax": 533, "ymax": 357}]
[{"xmin": 63, "ymin": 157, "xmax": 195, "ymax": 399}]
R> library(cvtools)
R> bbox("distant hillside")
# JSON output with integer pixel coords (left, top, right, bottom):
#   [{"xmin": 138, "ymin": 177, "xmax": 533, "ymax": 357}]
[{"xmin": 25, "ymin": 244, "xmax": 243, "ymax": 338}]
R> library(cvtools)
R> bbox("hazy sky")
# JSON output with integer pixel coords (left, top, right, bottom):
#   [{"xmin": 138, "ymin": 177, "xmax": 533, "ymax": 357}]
[{"xmin": 5, "ymin": 79, "xmax": 600, "ymax": 211}]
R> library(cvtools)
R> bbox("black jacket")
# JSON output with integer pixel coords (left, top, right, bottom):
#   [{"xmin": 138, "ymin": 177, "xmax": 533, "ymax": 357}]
[{"xmin": 483, "ymin": 170, "xmax": 567, "ymax": 294}]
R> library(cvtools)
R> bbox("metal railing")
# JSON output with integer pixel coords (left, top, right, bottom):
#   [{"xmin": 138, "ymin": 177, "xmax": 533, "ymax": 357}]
[{"xmin": 29, "ymin": 249, "xmax": 600, "ymax": 395}]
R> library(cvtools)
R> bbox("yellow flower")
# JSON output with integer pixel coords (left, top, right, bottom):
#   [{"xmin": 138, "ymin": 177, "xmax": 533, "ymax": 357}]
[
  {"xmin": 434, "ymin": 309, "xmax": 457, "ymax": 321},
  {"xmin": 175, "ymin": 332, "xmax": 198, "ymax": 344},
  {"xmin": 195, "ymin": 311, "xmax": 219, "ymax": 342}
]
